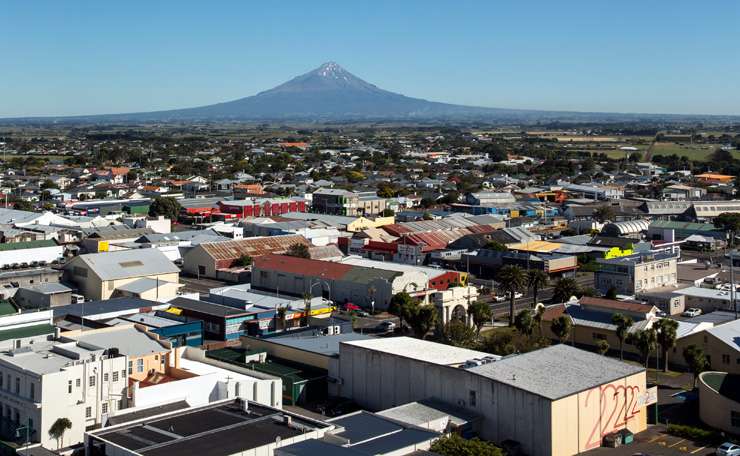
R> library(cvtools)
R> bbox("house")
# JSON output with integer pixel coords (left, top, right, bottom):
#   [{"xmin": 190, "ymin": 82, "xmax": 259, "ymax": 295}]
[
  {"xmin": 695, "ymin": 173, "xmax": 735, "ymax": 184},
  {"xmin": 181, "ymin": 234, "xmax": 309, "ymax": 280},
  {"xmin": 661, "ymin": 184, "xmax": 707, "ymax": 201},
  {"xmin": 63, "ymin": 249, "xmax": 180, "ymax": 301},
  {"xmin": 0, "ymin": 240, "xmax": 64, "ymax": 269}
]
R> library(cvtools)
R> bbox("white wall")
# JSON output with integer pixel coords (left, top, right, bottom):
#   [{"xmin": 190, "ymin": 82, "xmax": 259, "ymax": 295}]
[{"xmin": 0, "ymin": 245, "xmax": 63, "ymax": 268}]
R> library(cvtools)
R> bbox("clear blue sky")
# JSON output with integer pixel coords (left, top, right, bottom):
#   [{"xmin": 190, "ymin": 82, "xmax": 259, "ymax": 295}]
[{"xmin": 2, "ymin": 0, "xmax": 738, "ymax": 117}]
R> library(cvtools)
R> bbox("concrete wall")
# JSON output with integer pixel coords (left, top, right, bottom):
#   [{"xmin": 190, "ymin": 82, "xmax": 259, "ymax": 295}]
[
  {"xmin": 336, "ymin": 343, "xmax": 552, "ymax": 455},
  {"xmin": 241, "ymin": 337, "xmax": 331, "ymax": 371},
  {"xmin": 0, "ymin": 245, "xmax": 63, "ymax": 268},
  {"xmin": 698, "ymin": 372, "xmax": 740, "ymax": 434}
]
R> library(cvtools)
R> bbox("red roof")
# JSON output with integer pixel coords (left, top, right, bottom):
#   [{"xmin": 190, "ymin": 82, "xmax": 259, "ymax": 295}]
[{"xmin": 253, "ymin": 254, "xmax": 351, "ymax": 280}]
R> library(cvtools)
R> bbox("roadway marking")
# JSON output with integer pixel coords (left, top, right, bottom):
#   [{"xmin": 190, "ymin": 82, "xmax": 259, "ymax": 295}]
[
  {"xmin": 691, "ymin": 446, "xmax": 706, "ymax": 454},
  {"xmin": 648, "ymin": 435, "xmax": 662, "ymax": 443},
  {"xmin": 668, "ymin": 439, "xmax": 685, "ymax": 448}
]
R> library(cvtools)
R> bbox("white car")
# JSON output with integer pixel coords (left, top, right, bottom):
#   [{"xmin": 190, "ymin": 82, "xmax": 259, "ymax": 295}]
[
  {"xmin": 512, "ymin": 292, "xmax": 524, "ymax": 299},
  {"xmin": 493, "ymin": 295, "xmax": 507, "ymax": 302},
  {"xmin": 716, "ymin": 442, "xmax": 740, "ymax": 456},
  {"xmin": 682, "ymin": 308, "xmax": 702, "ymax": 318}
]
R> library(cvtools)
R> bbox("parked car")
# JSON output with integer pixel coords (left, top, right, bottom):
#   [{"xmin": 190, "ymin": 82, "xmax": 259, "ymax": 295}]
[
  {"xmin": 377, "ymin": 320, "xmax": 396, "ymax": 332},
  {"xmin": 716, "ymin": 442, "xmax": 740, "ymax": 456},
  {"xmin": 493, "ymin": 295, "xmax": 507, "ymax": 302},
  {"xmin": 512, "ymin": 292, "xmax": 524, "ymax": 299},
  {"xmin": 682, "ymin": 308, "xmax": 702, "ymax": 317}
]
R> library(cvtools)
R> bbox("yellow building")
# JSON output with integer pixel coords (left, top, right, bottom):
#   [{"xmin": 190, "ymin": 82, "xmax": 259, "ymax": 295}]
[{"xmin": 63, "ymin": 249, "xmax": 180, "ymax": 300}]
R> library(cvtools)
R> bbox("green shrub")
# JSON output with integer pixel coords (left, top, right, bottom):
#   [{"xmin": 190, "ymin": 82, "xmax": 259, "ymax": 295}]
[
  {"xmin": 666, "ymin": 424, "xmax": 721, "ymax": 443},
  {"xmin": 430, "ymin": 434, "xmax": 504, "ymax": 456}
]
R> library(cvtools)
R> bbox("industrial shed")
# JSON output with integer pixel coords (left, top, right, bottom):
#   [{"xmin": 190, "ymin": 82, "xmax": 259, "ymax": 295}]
[{"xmin": 337, "ymin": 338, "xmax": 647, "ymax": 456}]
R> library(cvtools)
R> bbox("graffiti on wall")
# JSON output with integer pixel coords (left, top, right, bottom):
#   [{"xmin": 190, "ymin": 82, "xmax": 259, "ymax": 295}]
[{"xmin": 582, "ymin": 382, "xmax": 643, "ymax": 451}]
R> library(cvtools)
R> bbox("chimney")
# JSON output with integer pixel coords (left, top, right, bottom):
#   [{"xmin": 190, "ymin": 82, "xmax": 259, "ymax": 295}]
[
  {"xmin": 283, "ymin": 415, "xmax": 292, "ymax": 426},
  {"xmin": 242, "ymin": 398, "xmax": 249, "ymax": 413}
]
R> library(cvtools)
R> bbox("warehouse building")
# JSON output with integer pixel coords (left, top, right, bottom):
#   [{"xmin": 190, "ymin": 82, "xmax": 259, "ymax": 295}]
[{"xmin": 337, "ymin": 337, "xmax": 648, "ymax": 456}]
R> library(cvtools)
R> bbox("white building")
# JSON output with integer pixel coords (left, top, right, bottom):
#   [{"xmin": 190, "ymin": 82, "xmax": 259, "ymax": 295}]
[{"xmin": 0, "ymin": 339, "xmax": 128, "ymax": 449}]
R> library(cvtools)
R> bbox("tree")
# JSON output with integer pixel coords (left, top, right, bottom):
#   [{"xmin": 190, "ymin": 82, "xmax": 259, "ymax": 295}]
[
  {"xmin": 236, "ymin": 254, "xmax": 252, "ymax": 268},
  {"xmin": 276, "ymin": 306, "xmax": 287, "ymax": 330},
  {"xmin": 40, "ymin": 179, "xmax": 58, "ymax": 190},
  {"xmin": 389, "ymin": 291, "xmax": 414, "ymax": 330},
  {"xmin": 484, "ymin": 240, "xmax": 508, "ymax": 251},
  {"xmin": 533, "ymin": 303, "xmax": 546, "ymax": 336},
  {"xmin": 605, "ymin": 286, "xmax": 618, "ymax": 300},
  {"xmin": 514, "ymin": 309, "xmax": 535, "ymax": 337},
  {"xmin": 430, "ymin": 433, "xmax": 504, "ymax": 456},
  {"xmin": 597, "ymin": 339, "xmax": 610, "ymax": 356},
  {"xmin": 593, "ymin": 205, "xmax": 615, "ymax": 223},
  {"xmin": 550, "ymin": 315, "xmax": 572, "ymax": 344},
  {"xmin": 552, "ymin": 278, "xmax": 580, "ymax": 303},
  {"xmin": 149, "ymin": 196, "xmax": 181, "ymax": 221},
  {"xmin": 286, "ymin": 243, "xmax": 310, "ymax": 259},
  {"xmin": 611, "ymin": 313, "xmax": 634, "ymax": 360},
  {"xmin": 714, "ymin": 212, "xmax": 740, "ymax": 247},
  {"xmin": 467, "ymin": 300, "xmax": 492, "ymax": 335},
  {"xmin": 48, "ymin": 417, "xmax": 72, "ymax": 450},
  {"xmin": 628, "ymin": 328, "xmax": 657, "ymax": 368},
  {"xmin": 654, "ymin": 318, "xmax": 679, "ymax": 372},
  {"xmin": 12, "ymin": 199, "xmax": 33, "ymax": 211},
  {"xmin": 683, "ymin": 344, "xmax": 709, "ymax": 387},
  {"xmin": 441, "ymin": 320, "xmax": 478, "ymax": 348},
  {"xmin": 302, "ymin": 293, "xmax": 312, "ymax": 326},
  {"xmin": 527, "ymin": 269, "xmax": 548, "ymax": 308},
  {"xmin": 381, "ymin": 208, "xmax": 395, "ymax": 217},
  {"xmin": 496, "ymin": 265, "xmax": 526, "ymax": 326},
  {"xmin": 406, "ymin": 302, "xmax": 438, "ymax": 339}
]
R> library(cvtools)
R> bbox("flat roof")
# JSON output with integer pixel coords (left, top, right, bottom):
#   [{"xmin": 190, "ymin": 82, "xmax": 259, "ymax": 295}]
[
  {"xmin": 468, "ymin": 344, "xmax": 644, "ymax": 400},
  {"xmin": 67, "ymin": 326, "xmax": 168, "ymax": 357},
  {"xmin": 93, "ymin": 400, "xmax": 330, "ymax": 456},
  {"xmin": 341, "ymin": 336, "xmax": 496, "ymax": 367},
  {"xmin": 250, "ymin": 331, "xmax": 376, "ymax": 357}
]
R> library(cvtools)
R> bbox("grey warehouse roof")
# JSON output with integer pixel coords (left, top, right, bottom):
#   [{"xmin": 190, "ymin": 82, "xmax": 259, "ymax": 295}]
[{"xmin": 468, "ymin": 344, "xmax": 644, "ymax": 400}]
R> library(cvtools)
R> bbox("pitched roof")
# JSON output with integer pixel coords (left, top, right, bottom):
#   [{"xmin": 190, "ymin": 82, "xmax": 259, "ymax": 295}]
[
  {"xmin": 253, "ymin": 254, "xmax": 352, "ymax": 280},
  {"xmin": 579, "ymin": 296, "xmax": 654, "ymax": 314},
  {"xmin": 68, "ymin": 249, "xmax": 179, "ymax": 281},
  {"xmin": 198, "ymin": 234, "xmax": 308, "ymax": 261}
]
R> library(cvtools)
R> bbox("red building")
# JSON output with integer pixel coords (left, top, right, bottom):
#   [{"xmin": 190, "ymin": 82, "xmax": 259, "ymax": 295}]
[{"xmin": 216, "ymin": 197, "xmax": 307, "ymax": 218}]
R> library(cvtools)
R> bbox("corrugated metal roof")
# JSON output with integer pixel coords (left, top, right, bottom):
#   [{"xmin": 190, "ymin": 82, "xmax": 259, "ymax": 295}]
[{"xmin": 200, "ymin": 234, "xmax": 308, "ymax": 260}]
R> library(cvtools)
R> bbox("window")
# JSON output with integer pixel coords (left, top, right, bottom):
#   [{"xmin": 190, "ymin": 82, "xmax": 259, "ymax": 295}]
[
  {"xmin": 101, "ymin": 403, "xmax": 108, "ymax": 414},
  {"xmin": 85, "ymin": 407, "xmax": 92, "ymax": 418},
  {"xmin": 29, "ymin": 383, "xmax": 34, "ymax": 400},
  {"xmin": 0, "ymin": 373, "xmax": 3, "ymax": 389},
  {"xmin": 723, "ymin": 354, "xmax": 731, "ymax": 365},
  {"xmin": 118, "ymin": 399, "xmax": 125, "ymax": 410},
  {"xmin": 76, "ymin": 378, "xmax": 81, "ymax": 387},
  {"xmin": 137, "ymin": 359, "xmax": 144, "ymax": 373},
  {"xmin": 121, "ymin": 369, "xmax": 126, "ymax": 379},
  {"xmin": 112, "ymin": 372, "xmax": 119, "ymax": 382},
  {"xmin": 15, "ymin": 378, "xmax": 19, "ymax": 394},
  {"xmin": 469, "ymin": 390, "xmax": 477, "ymax": 407},
  {"xmin": 731, "ymin": 411, "xmax": 740, "ymax": 428},
  {"xmin": 128, "ymin": 361, "xmax": 133, "ymax": 375},
  {"xmin": 68, "ymin": 380, "xmax": 72, "ymax": 394},
  {"xmin": 104, "ymin": 373, "xmax": 109, "ymax": 382},
  {"xmin": 89, "ymin": 375, "xmax": 96, "ymax": 387}
]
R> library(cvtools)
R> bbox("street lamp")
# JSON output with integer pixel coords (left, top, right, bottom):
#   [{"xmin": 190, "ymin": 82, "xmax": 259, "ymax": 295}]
[{"xmin": 15, "ymin": 418, "xmax": 31, "ymax": 456}]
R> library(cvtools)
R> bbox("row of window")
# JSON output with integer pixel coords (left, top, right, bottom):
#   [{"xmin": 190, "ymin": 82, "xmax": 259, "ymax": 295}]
[{"xmin": 0, "ymin": 372, "xmax": 35, "ymax": 400}]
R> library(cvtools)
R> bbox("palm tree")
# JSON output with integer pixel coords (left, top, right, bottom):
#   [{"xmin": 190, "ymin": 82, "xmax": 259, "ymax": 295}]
[
  {"xmin": 611, "ymin": 313, "xmax": 634, "ymax": 360},
  {"xmin": 527, "ymin": 270, "xmax": 548, "ymax": 308},
  {"xmin": 302, "ymin": 293, "xmax": 312, "ymax": 326},
  {"xmin": 552, "ymin": 278, "xmax": 580, "ymax": 303},
  {"xmin": 628, "ymin": 328, "xmax": 657, "ymax": 368},
  {"xmin": 497, "ymin": 265, "xmax": 526, "ymax": 326},
  {"xmin": 48, "ymin": 417, "xmax": 72, "ymax": 450},
  {"xmin": 276, "ymin": 306, "xmax": 287, "ymax": 331},
  {"xmin": 596, "ymin": 339, "xmax": 610, "ymax": 356},
  {"xmin": 550, "ymin": 315, "xmax": 573, "ymax": 344},
  {"xmin": 407, "ymin": 303, "xmax": 438, "ymax": 339},
  {"xmin": 654, "ymin": 318, "xmax": 679, "ymax": 372},
  {"xmin": 533, "ymin": 303, "xmax": 546, "ymax": 337},
  {"xmin": 514, "ymin": 309, "xmax": 535, "ymax": 338},
  {"xmin": 467, "ymin": 300, "xmax": 492, "ymax": 335}
]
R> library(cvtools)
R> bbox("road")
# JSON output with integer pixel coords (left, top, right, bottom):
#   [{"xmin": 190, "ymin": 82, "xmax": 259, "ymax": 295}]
[{"xmin": 479, "ymin": 273, "xmax": 595, "ymax": 318}]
